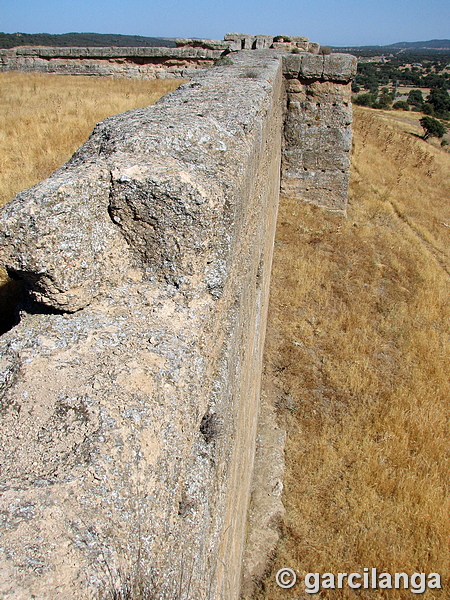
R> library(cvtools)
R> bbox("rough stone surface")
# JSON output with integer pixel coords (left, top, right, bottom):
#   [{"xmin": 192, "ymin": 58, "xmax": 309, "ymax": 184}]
[
  {"xmin": 10, "ymin": 46, "xmax": 221, "ymax": 59},
  {"xmin": 0, "ymin": 50, "xmax": 285, "ymax": 600},
  {"xmin": 282, "ymin": 55, "xmax": 355, "ymax": 213},
  {"xmin": 0, "ymin": 165, "xmax": 133, "ymax": 311},
  {"xmin": 240, "ymin": 389, "xmax": 286, "ymax": 599},
  {"xmin": 0, "ymin": 46, "xmax": 219, "ymax": 79}
]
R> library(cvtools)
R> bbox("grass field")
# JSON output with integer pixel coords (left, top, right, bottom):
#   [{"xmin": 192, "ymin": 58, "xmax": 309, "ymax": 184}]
[
  {"xmin": 254, "ymin": 106, "xmax": 450, "ymax": 598},
  {"xmin": 0, "ymin": 72, "xmax": 182, "ymax": 332},
  {"xmin": 0, "ymin": 72, "xmax": 182, "ymax": 209}
]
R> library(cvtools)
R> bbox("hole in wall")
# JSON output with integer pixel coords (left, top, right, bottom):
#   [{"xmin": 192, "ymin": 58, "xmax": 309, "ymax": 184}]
[
  {"xmin": 200, "ymin": 411, "xmax": 220, "ymax": 444},
  {"xmin": 0, "ymin": 268, "xmax": 68, "ymax": 336},
  {"xmin": 0, "ymin": 269, "xmax": 24, "ymax": 335}
]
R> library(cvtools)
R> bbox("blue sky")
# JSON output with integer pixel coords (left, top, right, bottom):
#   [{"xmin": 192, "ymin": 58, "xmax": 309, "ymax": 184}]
[{"xmin": 1, "ymin": 0, "xmax": 448, "ymax": 46}]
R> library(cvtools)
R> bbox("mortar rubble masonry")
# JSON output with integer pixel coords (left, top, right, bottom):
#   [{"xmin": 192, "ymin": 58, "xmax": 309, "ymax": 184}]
[
  {"xmin": 0, "ymin": 43, "xmax": 355, "ymax": 600},
  {"xmin": 0, "ymin": 33, "xmax": 322, "ymax": 78}
]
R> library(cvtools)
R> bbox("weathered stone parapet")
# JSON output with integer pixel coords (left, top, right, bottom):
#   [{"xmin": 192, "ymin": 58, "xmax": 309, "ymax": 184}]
[
  {"xmin": 0, "ymin": 34, "xmax": 325, "ymax": 78},
  {"xmin": 7, "ymin": 45, "xmax": 222, "ymax": 59},
  {"xmin": 0, "ymin": 50, "xmax": 285, "ymax": 600},
  {"xmin": 224, "ymin": 33, "xmax": 271, "ymax": 50},
  {"xmin": 283, "ymin": 52, "xmax": 357, "ymax": 81},
  {"xmin": 0, "ymin": 45, "xmax": 221, "ymax": 78}
]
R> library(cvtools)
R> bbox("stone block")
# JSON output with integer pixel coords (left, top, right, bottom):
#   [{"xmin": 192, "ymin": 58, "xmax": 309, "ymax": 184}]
[
  {"xmin": 254, "ymin": 35, "xmax": 274, "ymax": 49},
  {"xmin": 300, "ymin": 53, "xmax": 324, "ymax": 78},
  {"xmin": 0, "ymin": 165, "xmax": 132, "ymax": 311},
  {"xmin": 281, "ymin": 166, "xmax": 349, "ymax": 213},
  {"xmin": 308, "ymin": 42, "xmax": 321, "ymax": 53},
  {"xmin": 282, "ymin": 53, "xmax": 302, "ymax": 78},
  {"xmin": 323, "ymin": 53, "xmax": 358, "ymax": 82},
  {"xmin": 304, "ymin": 79, "xmax": 353, "ymax": 103}
]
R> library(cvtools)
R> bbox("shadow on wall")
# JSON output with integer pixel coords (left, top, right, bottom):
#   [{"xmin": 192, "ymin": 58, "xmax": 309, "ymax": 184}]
[{"xmin": 0, "ymin": 271, "xmax": 23, "ymax": 335}]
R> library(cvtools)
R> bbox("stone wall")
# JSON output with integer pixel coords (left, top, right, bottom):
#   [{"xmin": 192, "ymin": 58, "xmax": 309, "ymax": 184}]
[
  {"xmin": 282, "ymin": 53, "xmax": 356, "ymax": 213},
  {"xmin": 0, "ymin": 46, "xmax": 355, "ymax": 599},
  {"xmin": 0, "ymin": 46, "xmax": 221, "ymax": 79},
  {"xmin": 0, "ymin": 50, "xmax": 285, "ymax": 600},
  {"xmin": 0, "ymin": 33, "xmax": 321, "ymax": 79}
]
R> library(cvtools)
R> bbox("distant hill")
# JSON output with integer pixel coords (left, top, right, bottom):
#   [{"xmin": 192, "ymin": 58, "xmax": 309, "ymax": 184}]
[
  {"xmin": 332, "ymin": 39, "xmax": 450, "ymax": 57},
  {"xmin": 389, "ymin": 39, "xmax": 450, "ymax": 49},
  {"xmin": 0, "ymin": 32, "xmax": 176, "ymax": 49}
]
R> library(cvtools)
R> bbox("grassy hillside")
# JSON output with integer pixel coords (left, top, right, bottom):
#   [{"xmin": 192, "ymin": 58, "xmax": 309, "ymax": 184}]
[{"xmin": 254, "ymin": 106, "xmax": 450, "ymax": 599}]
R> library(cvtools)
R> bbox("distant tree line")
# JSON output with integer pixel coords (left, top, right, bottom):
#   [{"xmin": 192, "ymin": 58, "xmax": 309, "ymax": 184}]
[
  {"xmin": 352, "ymin": 56, "xmax": 449, "ymax": 97},
  {"xmin": 332, "ymin": 44, "xmax": 450, "ymax": 58},
  {"xmin": 354, "ymin": 86, "xmax": 450, "ymax": 119},
  {"xmin": 0, "ymin": 32, "xmax": 176, "ymax": 49}
]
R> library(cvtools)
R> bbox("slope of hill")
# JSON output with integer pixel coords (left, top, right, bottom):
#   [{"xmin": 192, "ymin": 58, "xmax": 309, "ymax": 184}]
[
  {"xmin": 253, "ymin": 106, "xmax": 450, "ymax": 599},
  {"xmin": 0, "ymin": 32, "xmax": 176, "ymax": 49},
  {"xmin": 391, "ymin": 39, "xmax": 450, "ymax": 49}
]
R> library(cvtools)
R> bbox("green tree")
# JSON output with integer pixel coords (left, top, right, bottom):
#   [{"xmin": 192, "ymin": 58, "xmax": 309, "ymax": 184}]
[
  {"xmin": 426, "ymin": 89, "xmax": 450, "ymax": 118},
  {"xmin": 354, "ymin": 93, "xmax": 376, "ymax": 107},
  {"xmin": 407, "ymin": 89, "xmax": 424, "ymax": 108},
  {"xmin": 419, "ymin": 116, "xmax": 446, "ymax": 140},
  {"xmin": 422, "ymin": 103, "xmax": 435, "ymax": 115},
  {"xmin": 375, "ymin": 92, "xmax": 393, "ymax": 109}
]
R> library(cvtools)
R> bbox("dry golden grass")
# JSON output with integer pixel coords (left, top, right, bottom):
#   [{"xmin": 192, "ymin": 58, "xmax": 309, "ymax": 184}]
[
  {"xmin": 255, "ymin": 106, "xmax": 450, "ymax": 599},
  {"xmin": 0, "ymin": 72, "xmax": 182, "ymax": 209},
  {"xmin": 370, "ymin": 107, "xmax": 450, "ymax": 150},
  {"xmin": 0, "ymin": 72, "xmax": 182, "ymax": 331}
]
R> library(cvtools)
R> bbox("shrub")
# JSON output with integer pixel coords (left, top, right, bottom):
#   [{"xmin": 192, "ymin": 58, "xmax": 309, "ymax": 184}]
[
  {"xmin": 354, "ymin": 92, "xmax": 376, "ymax": 107},
  {"xmin": 214, "ymin": 56, "xmax": 233, "ymax": 67},
  {"xmin": 274, "ymin": 35, "xmax": 292, "ymax": 42},
  {"xmin": 393, "ymin": 100, "xmax": 410, "ymax": 111}
]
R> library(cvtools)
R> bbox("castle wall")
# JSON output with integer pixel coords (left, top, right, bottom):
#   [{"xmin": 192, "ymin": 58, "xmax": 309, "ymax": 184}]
[
  {"xmin": 0, "ymin": 46, "xmax": 355, "ymax": 599},
  {"xmin": 0, "ymin": 46, "xmax": 221, "ymax": 78},
  {"xmin": 0, "ymin": 50, "xmax": 285, "ymax": 600}
]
